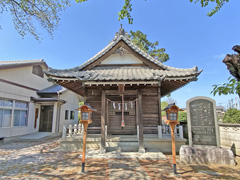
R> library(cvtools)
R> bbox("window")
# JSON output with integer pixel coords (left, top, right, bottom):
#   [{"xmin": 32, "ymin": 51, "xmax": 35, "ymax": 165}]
[
  {"xmin": 70, "ymin": 111, "xmax": 75, "ymax": 120},
  {"xmin": 0, "ymin": 98, "xmax": 28, "ymax": 127},
  {"xmin": 32, "ymin": 65, "xmax": 44, "ymax": 78},
  {"xmin": 0, "ymin": 109, "xmax": 12, "ymax": 127},
  {"xmin": 65, "ymin": 110, "xmax": 69, "ymax": 120},
  {"xmin": 170, "ymin": 113, "xmax": 177, "ymax": 120},
  {"xmin": 81, "ymin": 112, "xmax": 88, "ymax": 120}
]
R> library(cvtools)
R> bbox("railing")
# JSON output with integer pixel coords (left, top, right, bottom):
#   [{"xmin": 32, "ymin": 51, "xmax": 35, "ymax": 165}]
[
  {"xmin": 62, "ymin": 124, "xmax": 108, "ymax": 139},
  {"xmin": 159, "ymin": 125, "xmax": 183, "ymax": 139},
  {"xmin": 62, "ymin": 124, "xmax": 183, "ymax": 139},
  {"xmin": 137, "ymin": 125, "xmax": 183, "ymax": 139},
  {"xmin": 62, "ymin": 124, "xmax": 84, "ymax": 139}
]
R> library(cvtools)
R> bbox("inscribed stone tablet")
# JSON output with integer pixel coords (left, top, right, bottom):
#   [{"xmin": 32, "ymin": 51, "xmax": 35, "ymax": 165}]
[{"xmin": 187, "ymin": 97, "xmax": 219, "ymax": 147}]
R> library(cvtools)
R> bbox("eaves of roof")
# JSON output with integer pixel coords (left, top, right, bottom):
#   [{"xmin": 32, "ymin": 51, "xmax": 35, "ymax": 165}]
[
  {"xmin": 45, "ymin": 67, "xmax": 202, "ymax": 82},
  {"xmin": 37, "ymin": 85, "xmax": 66, "ymax": 94},
  {"xmin": 47, "ymin": 33, "xmax": 200, "ymax": 74},
  {"xmin": 0, "ymin": 59, "xmax": 48, "ymax": 70}
]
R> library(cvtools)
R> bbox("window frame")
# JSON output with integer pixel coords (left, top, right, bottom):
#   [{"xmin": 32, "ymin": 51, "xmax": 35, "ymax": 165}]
[
  {"xmin": 0, "ymin": 98, "xmax": 29, "ymax": 128},
  {"xmin": 70, "ymin": 111, "xmax": 75, "ymax": 120},
  {"xmin": 65, "ymin": 110, "xmax": 69, "ymax": 120}
]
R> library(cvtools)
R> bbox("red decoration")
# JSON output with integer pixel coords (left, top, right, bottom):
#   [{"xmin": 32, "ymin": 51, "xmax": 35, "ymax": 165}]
[{"xmin": 121, "ymin": 121, "xmax": 125, "ymax": 127}]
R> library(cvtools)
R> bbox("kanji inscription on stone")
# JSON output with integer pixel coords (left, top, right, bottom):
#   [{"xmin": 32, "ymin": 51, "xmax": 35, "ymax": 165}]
[{"xmin": 187, "ymin": 97, "xmax": 219, "ymax": 147}]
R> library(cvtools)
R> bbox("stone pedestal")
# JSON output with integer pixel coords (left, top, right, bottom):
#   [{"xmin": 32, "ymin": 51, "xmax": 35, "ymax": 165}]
[{"xmin": 180, "ymin": 145, "xmax": 236, "ymax": 166}]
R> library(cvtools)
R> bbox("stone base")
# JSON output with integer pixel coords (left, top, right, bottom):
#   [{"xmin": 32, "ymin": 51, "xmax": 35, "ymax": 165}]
[
  {"xmin": 180, "ymin": 145, "xmax": 236, "ymax": 166},
  {"xmin": 138, "ymin": 148, "xmax": 146, "ymax": 153}
]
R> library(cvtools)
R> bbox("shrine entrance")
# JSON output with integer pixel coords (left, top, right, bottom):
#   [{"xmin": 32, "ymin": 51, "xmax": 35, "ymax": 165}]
[{"xmin": 107, "ymin": 95, "xmax": 137, "ymax": 135}]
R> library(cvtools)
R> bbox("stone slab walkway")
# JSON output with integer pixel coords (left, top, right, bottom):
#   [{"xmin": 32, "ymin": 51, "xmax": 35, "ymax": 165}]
[{"xmin": 0, "ymin": 138, "xmax": 240, "ymax": 180}]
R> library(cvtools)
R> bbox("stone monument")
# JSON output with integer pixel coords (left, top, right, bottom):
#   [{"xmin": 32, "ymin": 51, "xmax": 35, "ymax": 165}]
[
  {"xmin": 186, "ymin": 96, "xmax": 220, "ymax": 147},
  {"xmin": 180, "ymin": 96, "xmax": 236, "ymax": 166}
]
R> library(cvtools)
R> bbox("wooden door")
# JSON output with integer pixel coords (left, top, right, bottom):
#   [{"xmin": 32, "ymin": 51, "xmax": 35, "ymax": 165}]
[
  {"xmin": 107, "ymin": 95, "xmax": 137, "ymax": 135},
  {"xmin": 39, "ymin": 105, "xmax": 53, "ymax": 132}
]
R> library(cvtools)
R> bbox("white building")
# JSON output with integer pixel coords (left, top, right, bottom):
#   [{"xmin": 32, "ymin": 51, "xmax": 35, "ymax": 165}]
[{"xmin": 0, "ymin": 60, "xmax": 81, "ymax": 138}]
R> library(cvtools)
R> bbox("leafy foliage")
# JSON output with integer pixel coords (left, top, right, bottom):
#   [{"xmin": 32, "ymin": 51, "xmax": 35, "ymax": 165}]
[
  {"xmin": 178, "ymin": 111, "xmax": 187, "ymax": 122},
  {"xmin": 190, "ymin": 0, "xmax": 230, "ymax": 17},
  {"xmin": 211, "ymin": 76, "xmax": 240, "ymax": 97},
  {"xmin": 0, "ymin": 0, "xmax": 70, "ymax": 41},
  {"xmin": 130, "ymin": 30, "xmax": 169, "ymax": 63},
  {"xmin": 223, "ymin": 108, "xmax": 240, "ymax": 124},
  {"xmin": 161, "ymin": 101, "xmax": 168, "ymax": 116},
  {"xmin": 117, "ymin": 0, "xmax": 229, "ymax": 24},
  {"xmin": 118, "ymin": 0, "xmax": 133, "ymax": 24}
]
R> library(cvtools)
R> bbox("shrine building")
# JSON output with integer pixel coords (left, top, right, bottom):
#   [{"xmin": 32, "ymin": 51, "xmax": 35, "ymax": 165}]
[{"xmin": 45, "ymin": 27, "xmax": 202, "ymax": 153}]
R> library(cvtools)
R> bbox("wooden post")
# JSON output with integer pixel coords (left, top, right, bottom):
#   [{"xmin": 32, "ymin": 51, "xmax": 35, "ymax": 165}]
[
  {"xmin": 121, "ymin": 94, "xmax": 125, "ymax": 127},
  {"xmin": 169, "ymin": 122, "xmax": 178, "ymax": 174},
  {"xmin": 158, "ymin": 87, "xmax": 162, "ymax": 125},
  {"xmin": 107, "ymin": 100, "xmax": 109, "ymax": 134},
  {"xmin": 100, "ymin": 90, "xmax": 106, "ymax": 153},
  {"xmin": 82, "ymin": 122, "xmax": 90, "ymax": 173},
  {"xmin": 138, "ymin": 90, "xmax": 145, "ymax": 153}
]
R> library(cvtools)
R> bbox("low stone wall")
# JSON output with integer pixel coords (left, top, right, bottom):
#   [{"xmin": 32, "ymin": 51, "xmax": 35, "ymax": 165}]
[{"xmin": 219, "ymin": 123, "xmax": 240, "ymax": 155}]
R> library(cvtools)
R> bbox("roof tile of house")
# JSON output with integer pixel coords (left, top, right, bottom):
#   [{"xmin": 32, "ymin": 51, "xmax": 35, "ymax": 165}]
[
  {"xmin": 46, "ymin": 29, "xmax": 201, "ymax": 75},
  {"xmin": 37, "ymin": 85, "xmax": 66, "ymax": 94},
  {"xmin": 47, "ymin": 67, "xmax": 201, "ymax": 81},
  {"xmin": 0, "ymin": 59, "xmax": 44, "ymax": 66}
]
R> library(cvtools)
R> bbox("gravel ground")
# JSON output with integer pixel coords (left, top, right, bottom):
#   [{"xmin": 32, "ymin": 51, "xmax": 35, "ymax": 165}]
[{"xmin": 0, "ymin": 138, "xmax": 240, "ymax": 180}]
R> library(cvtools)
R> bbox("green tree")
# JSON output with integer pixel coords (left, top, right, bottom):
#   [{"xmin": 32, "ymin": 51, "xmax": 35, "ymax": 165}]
[
  {"xmin": 190, "ymin": 0, "xmax": 230, "ymax": 17},
  {"xmin": 212, "ymin": 76, "xmax": 240, "ymax": 97},
  {"xmin": 114, "ymin": 0, "xmax": 230, "ymax": 24},
  {"xmin": 223, "ymin": 108, "xmax": 240, "ymax": 124},
  {"xmin": 178, "ymin": 111, "xmax": 187, "ymax": 123},
  {"xmin": 0, "ymin": 0, "xmax": 70, "ymax": 41},
  {"xmin": 212, "ymin": 46, "xmax": 240, "ymax": 98},
  {"xmin": 130, "ymin": 30, "xmax": 169, "ymax": 63},
  {"xmin": 161, "ymin": 101, "xmax": 168, "ymax": 116}
]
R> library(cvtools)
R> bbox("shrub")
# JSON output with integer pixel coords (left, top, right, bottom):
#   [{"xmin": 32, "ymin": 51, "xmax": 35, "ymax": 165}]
[
  {"xmin": 178, "ymin": 111, "xmax": 187, "ymax": 122},
  {"xmin": 223, "ymin": 108, "xmax": 240, "ymax": 124}
]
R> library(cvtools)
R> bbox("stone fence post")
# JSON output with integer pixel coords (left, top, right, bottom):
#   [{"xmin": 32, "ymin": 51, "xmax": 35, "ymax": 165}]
[
  {"xmin": 62, "ymin": 125, "xmax": 66, "ymax": 139},
  {"xmin": 158, "ymin": 125, "xmax": 162, "ymax": 139}
]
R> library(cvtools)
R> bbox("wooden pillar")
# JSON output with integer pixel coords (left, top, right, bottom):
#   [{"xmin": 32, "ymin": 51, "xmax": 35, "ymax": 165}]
[
  {"xmin": 81, "ymin": 122, "xmax": 89, "ymax": 172},
  {"xmin": 136, "ymin": 99, "xmax": 139, "ymax": 126},
  {"xmin": 100, "ymin": 90, "xmax": 106, "ymax": 153},
  {"xmin": 158, "ymin": 86, "xmax": 162, "ymax": 125},
  {"xmin": 169, "ymin": 122, "xmax": 178, "ymax": 174},
  {"xmin": 138, "ymin": 90, "xmax": 145, "ymax": 153},
  {"xmin": 83, "ymin": 83, "xmax": 87, "ymax": 103}
]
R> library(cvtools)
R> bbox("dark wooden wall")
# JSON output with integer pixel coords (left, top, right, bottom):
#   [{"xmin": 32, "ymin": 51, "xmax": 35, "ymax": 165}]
[
  {"xmin": 85, "ymin": 86, "xmax": 160, "ymax": 134},
  {"xmin": 86, "ymin": 88, "xmax": 102, "ymax": 134},
  {"xmin": 142, "ymin": 88, "xmax": 159, "ymax": 134}
]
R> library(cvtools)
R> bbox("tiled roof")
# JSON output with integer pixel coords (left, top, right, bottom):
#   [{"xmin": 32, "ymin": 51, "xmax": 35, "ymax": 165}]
[
  {"xmin": 47, "ymin": 30, "xmax": 199, "ymax": 73},
  {"xmin": 45, "ymin": 28, "xmax": 202, "ymax": 82},
  {"xmin": 0, "ymin": 59, "xmax": 48, "ymax": 69},
  {"xmin": 46, "ymin": 67, "xmax": 201, "ymax": 81},
  {"xmin": 37, "ymin": 85, "xmax": 66, "ymax": 94},
  {"xmin": 0, "ymin": 59, "xmax": 44, "ymax": 66}
]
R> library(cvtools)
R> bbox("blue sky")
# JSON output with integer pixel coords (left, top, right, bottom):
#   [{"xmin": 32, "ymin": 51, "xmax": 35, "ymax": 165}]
[{"xmin": 0, "ymin": 0, "xmax": 240, "ymax": 108}]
